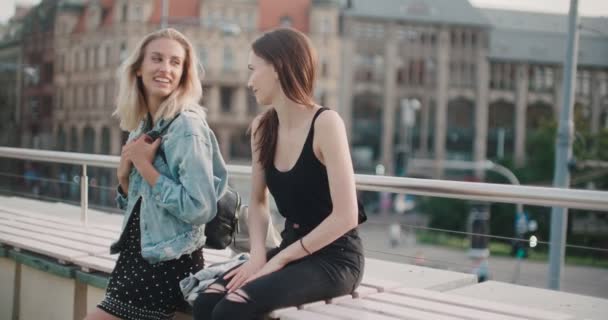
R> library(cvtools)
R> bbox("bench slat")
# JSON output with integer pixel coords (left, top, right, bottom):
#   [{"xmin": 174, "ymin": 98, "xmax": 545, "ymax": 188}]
[
  {"xmin": 392, "ymin": 287, "xmax": 574, "ymax": 320},
  {"xmin": 0, "ymin": 225, "xmax": 108, "ymax": 255},
  {"xmin": 338, "ymin": 298, "xmax": 464, "ymax": 320},
  {"xmin": 0, "ymin": 212, "xmax": 119, "ymax": 239},
  {"xmin": 278, "ymin": 309, "xmax": 341, "ymax": 320},
  {"xmin": 73, "ymin": 256, "xmax": 116, "ymax": 274},
  {"xmin": 367, "ymin": 292, "xmax": 523, "ymax": 320},
  {"xmin": 307, "ymin": 304, "xmax": 401, "ymax": 320},
  {"xmin": 0, "ymin": 204, "xmax": 120, "ymax": 232},
  {"xmin": 0, "ymin": 233, "xmax": 87, "ymax": 262},
  {"xmin": 0, "ymin": 219, "xmax": 114, "ymax": 247}
]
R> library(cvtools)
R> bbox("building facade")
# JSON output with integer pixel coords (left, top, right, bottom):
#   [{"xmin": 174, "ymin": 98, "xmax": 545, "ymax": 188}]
[
  {"xmin": 4, "ymin": 0, "xmax": 605, "ymax": 184},
  {"xmin": 51, "ymin": 0, "xmax": 343, "ymax": 165},
  {"xmin": 340, "ymin": 0, "xmax": 608, "ymax": 178}
]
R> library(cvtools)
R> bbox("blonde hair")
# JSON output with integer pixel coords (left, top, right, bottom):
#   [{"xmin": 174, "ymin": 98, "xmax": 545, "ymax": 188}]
[{"xmin": 113, "ymin": 28, "xmax": 204, "ymax": 131}]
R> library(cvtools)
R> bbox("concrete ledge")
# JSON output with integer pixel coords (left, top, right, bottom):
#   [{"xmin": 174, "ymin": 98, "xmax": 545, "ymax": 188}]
[
  {"xmin": 19, "ymin": 263, "xmax": 78, "ymax": 320},
  {"xmin": 0, "ymin": 256, "xmax": 17, "ymax": 320}
]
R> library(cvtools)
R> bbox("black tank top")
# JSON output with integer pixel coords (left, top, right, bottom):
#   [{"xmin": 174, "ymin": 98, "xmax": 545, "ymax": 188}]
[{"xmin": 266, "ymin": 108, "xmax": 332, "ymax": 231}]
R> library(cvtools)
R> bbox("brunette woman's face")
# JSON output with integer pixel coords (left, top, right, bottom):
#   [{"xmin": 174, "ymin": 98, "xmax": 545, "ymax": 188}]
[
  {"xmin": 247, "ymin": 51, "xmax": 280, "ymax": 106},
  {"xmin": 137, "ymin": 38, "xmax": 186, "ymax": 102}
]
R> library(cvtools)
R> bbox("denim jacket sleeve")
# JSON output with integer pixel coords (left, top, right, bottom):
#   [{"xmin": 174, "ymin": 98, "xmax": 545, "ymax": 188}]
[
  {"xmin": 115, "ymin": 185, "xmax": 128, "ymax": 210},
  {"xmin": 150, "ymin": 130, "xmax": 223, "ymax": 225},
  {"xmin": 114, "ymin": 130, "xmax": 139, "ymax": 211}
]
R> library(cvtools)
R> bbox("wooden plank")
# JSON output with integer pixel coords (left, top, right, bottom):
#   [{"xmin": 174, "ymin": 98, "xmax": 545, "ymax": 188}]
[
  {"xmin": 0, "ymin": 225, "xmax": 108, "ymax": 255},
  {"xmin": 338, "ymin": 298, "xmax": 464, "ymax": 320},
  {"xmin": 353, "ymin": 286, "xmax": 379, "ymax": 298},
  {"xmin": 363, "ymin": 257, "xmax": 476, "ymax": 292},
  {"xmin": 366, "ymin": 292, "xmax": 523, "ymax": 320},
  {"xmin": 450, "ymin": 281, "xmax": 595, "ymax": 320},
  {"xmin": 268, "ymin": 306, "xmax": 298, "ymax": 319},
  {"xmin": 0, "ymin": 219, "xmax": 114, "ymax": 247},
  {"xmin": 0, "ymin": 212, "xmax": 119, "ymax": 240},
  {"xmin": 278, "ymin": 309, "xmax": 342, "ymax": 320},
  {"xmin": 73, "ymin": 256, "xmax": 116, "ymax": 274},
  {"xmin": 392, "ymin": 287, "xmax": 574, "ymax": 320},
  {"xmin": 0, "ymin": 233, "xmax": 87, "ymax": 262},
  {"xmin": 0, "ymin": 204, "xmax": 120, "ymax": 232},
  {"xmin": 307, "ymin": 304, "xmax": 401, "ymax": 320},
  {"xmin": 360, "ymin": 275, "xmax": 403, "ymax": 292}
]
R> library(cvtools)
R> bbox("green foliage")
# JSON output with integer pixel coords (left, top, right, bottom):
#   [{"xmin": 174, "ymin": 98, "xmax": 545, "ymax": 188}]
[{"xmin": 417, "ymin": 197, "xmax": 469, "ymax": 232}]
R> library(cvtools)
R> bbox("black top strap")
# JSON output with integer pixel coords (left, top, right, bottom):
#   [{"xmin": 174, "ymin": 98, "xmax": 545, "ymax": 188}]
[{"xmin": 311, "ymin": 107, "xmax": 329, "ymax": 124}]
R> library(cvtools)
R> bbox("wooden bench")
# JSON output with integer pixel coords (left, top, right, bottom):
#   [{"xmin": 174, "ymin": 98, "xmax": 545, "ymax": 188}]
[
  {"xmin": 0, "ymin": 204, "xmax": 120, "ymax": 233},
  {"xmin": 278, "ymin": 286, "xmax": 576, "ymax": 320},
  {"xmin": 2, "ymin": 200, "xmax": 581, "ymax": 320},
  {"xmin": 449, "ymin": 280, "xmax": 608, "ymax": 320}
]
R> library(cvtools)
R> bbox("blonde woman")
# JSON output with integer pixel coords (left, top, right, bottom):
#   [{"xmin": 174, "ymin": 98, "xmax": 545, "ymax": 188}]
[{"xmin": 85, "ymin": 28, "xmax": 228, "ymax": 320}]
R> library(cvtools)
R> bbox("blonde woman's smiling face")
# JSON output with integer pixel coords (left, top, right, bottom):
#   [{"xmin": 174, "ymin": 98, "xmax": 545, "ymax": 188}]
[{"xmin": 137, "ymin": 38, "xmax": 186, "ymax": 102}]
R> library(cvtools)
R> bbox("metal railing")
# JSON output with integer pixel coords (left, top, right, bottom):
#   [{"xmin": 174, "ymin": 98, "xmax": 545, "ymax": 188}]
[
  {"xmin": 2, "ymin": 146, "xmax": 608, "ymax": 291},
  {"xmin": 2, "ymin": 147, "xmax": 608, "ymax": 215}
]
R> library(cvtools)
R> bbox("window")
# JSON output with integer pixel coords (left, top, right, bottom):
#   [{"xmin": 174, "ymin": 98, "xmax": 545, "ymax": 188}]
[
  {"xmin": 119, "ymin": 43, "xmax": 127, "ymax": 62},
  {"xmin": 56, "ymin": 90, "xmax": 63, "ymax": 109},
  {"xmin": 220, "ymin": 86, "xmax": 234, "ymax": 112},
  {"xmin": 544, "ymin": 67, "xmax": 554, "ymax": 90},
  {"xmin": 321, "ymin": 58, "xmax": 329, "ymax": 78},
  {"xmin": 105, "ymin": 46, "xmax": 112, "ymax": 66},
  {"xmin": 223, "ymin": 47, "xmax": 234, "ymax": 71},
  {"xmin": 121, "ymin": 4, "xmax": 128, "ymax": 22},
  {"xmin": 320, "ymin": 17, "xmax": 330, "ymax": 34},
  {"xmin": 30, "ymin": 98, "xmax": 40, "ymax": 121},
  {"xmin": 97, "ymin": 85, "xmax": 105, "ymax": 107}
]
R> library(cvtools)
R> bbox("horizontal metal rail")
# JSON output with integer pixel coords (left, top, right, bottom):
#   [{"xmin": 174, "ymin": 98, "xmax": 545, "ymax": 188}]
[{"xmin": 1, "ymin": 147, "xmax": 607, "ymax": 211}]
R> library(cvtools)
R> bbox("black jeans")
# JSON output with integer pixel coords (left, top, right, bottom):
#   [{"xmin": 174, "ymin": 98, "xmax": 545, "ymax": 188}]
[{"xmin": 192, "ymin": 223, "xmax": 364, "ymax": 320}]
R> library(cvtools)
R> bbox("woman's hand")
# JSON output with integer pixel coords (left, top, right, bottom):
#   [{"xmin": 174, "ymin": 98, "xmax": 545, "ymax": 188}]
[
  {"xmin": 245, "ymin": 256, "xmax": 287, "ymax": 284},
  {"xmin": 117, "ymin": 143, "xmax": 133, "ymax": 180},
  {"xmin": 122, "ymin": 136, "xmax": 162, "ymax": 172},
  {"xmin": 224, "ymin": 255, "xmax": 266, "ymax": 293}
]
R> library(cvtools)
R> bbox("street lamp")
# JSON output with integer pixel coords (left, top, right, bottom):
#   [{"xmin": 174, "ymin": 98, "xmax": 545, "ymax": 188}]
[{"xmin": 399, "ymin": 98, "xmax": 421, "ymax": 176}]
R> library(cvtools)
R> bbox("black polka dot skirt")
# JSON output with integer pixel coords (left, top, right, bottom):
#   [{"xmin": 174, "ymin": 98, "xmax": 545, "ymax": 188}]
[{"xmin": 98, "ymin": 204, "xmax": 205, "ymax": 320}]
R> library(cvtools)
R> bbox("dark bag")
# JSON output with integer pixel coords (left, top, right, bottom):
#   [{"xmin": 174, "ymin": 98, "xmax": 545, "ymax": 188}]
[
  {"xmin": 357, "ymin": 200, "xmax": 367, "ymax": 224},
  {"xmin": 146, "ymin": 113, "xmax": 241, "ymax": 250}
]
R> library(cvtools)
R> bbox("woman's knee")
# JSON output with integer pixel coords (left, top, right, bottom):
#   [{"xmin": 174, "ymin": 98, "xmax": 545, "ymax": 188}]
[
  {"xmin": 211, "ymin": 291, "xmax": 255, "ymax": 320},
  {"xmin": 192, "ymin": 284, "xmax": 227, "ymax": 320}
]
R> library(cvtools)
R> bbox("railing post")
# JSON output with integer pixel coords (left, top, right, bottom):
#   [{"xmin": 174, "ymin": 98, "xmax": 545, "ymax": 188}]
[
  {"xmin": 549, "ymin": 0, "xmax": 579, "ymax": 291},
  {"xmin": 80, "ymin": 164, "xmax": 88, "ymax": 226}
]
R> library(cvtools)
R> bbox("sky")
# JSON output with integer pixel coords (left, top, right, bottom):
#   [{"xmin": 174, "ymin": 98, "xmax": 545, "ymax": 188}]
[{"xmin": 1, "ymin": 0, "xmax": 607, "ymax": 24}]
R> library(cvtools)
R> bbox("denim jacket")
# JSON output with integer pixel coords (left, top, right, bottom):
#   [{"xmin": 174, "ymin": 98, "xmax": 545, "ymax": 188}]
[{"xmin": 112, "ymin": 107, "xmax": 228, "ymax": 264}]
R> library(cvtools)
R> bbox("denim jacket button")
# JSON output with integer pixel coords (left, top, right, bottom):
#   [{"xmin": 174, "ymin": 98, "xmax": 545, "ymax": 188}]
[{"xmin": 155, "ymin": 195, "xmax": 161, "ymax": 201}]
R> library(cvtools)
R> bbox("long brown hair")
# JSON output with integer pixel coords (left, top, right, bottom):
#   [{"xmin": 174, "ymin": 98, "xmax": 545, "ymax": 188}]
[{"xmin": 251, "ymin": 28, "xmax": 317, "ymax": 169}]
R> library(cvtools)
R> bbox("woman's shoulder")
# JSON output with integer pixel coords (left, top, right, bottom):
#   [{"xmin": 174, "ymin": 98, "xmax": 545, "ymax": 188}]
[
  {"xmin": 314, "ymin": 107, "xmax": 344, "ymax": 133},
  {"xmin": 169, "ymin": 105, "xmax": 210, "ymax": 137}
]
